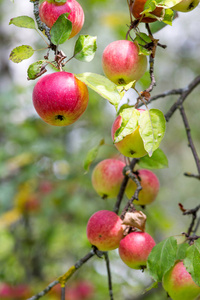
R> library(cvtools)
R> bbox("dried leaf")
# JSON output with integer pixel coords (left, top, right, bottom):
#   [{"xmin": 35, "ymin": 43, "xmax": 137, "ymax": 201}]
[{"xmin": 122, "ymin": 211, "xmax": 147, "ymax": 231}]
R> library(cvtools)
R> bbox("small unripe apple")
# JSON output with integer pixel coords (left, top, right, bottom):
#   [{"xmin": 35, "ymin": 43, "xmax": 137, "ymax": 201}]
[
  {"xmin": 125, "ymin": 169, "xmax": 160, "ymax": 205},
  {"xmin": 32, "ymin": 72, "xmax": 89, "ymax": 126},
  {"xmin": 39, "ymin": 0, "xmax": 84, "ymax": 39},
  {"xmin": 162, "ymin": 261, "xmax": 200, "ymax": 300},
  {"xmin": 102, "ymin": 40, "xmax": 147, "ymax": 85},
  {"xmin": 131, "ymin": 0, "xmax": 164, "ymax": 23},
  {"xmin": 111, "ymin": 109, "xmax": 147, "ymax": 158},
  {"xmin": 86, "ymin": 210, "xmax": 124, "ymax": 251},
  {"xmin": 119, "ymin": 231, "xmax": 156, "ymax": 269},
  {"xmin": 171, "ymin": 0, "xmax": 199, "ymax": 12},
  {"xmin": 92, "ymin": 159, "xmax": 126, "ymax": 199}
]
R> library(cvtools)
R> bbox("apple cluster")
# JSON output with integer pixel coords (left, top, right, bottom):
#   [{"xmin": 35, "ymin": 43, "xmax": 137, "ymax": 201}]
[
  {"xmin": 87, "ymin": 157, "xmax": 161, "ymax": 269},
  {"xmin": 86, "ymin": 209, "xmax": 156, "ymax": 270},
  {"xmin": 91, "ymin": 158, "xmax": 160, "ymax": 205}
]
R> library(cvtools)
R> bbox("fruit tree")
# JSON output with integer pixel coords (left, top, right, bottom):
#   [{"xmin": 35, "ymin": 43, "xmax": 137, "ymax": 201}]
[{"xmin": 0, "ymin": 0, "xmax": 200, "ymax": 299}]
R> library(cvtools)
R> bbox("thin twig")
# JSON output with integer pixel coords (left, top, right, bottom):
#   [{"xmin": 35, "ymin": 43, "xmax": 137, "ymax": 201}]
[
  {"xmin": 120, "ymin": 169, "xmax": 142, "ymax": 220},
  {"xmin": 104, "ymin": 252, "xmax": 114, "ymax": 300},
  {"xmin": 27, "ymin": 249, "xmax": 96, "ymax": 300},
  {"xmin": 179, "ymin": 104, "xmax": 200, "ymax": 176},
  {"xmin": 193, "ymin": 217, "xmax": 200, "ymax": 234},
  {"xmin": 179, "ymin": 204, "xmax": 200, "ymax": 237},
  {"xmin": 113, "ymin": 158, "xmax": 139, "ymax": 215},
  {"xmin": 165, "ymin": 75, "xmax": 200, "ymax": 122},
  {"xmin": 61, "ymin": 287, "xmax": 65, "ymax": 300},
  {"xmin": 27, "ymin": 280, "xmax": 59, "ymax": 300},
  {"xmin": 184, "ymin": 172, "xmax": 200, "ymax": 180}
]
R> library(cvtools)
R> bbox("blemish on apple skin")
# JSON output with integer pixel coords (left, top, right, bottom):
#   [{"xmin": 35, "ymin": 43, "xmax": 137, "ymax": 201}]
[
  {"xmin": 118, "ymin": 78, "xmax": 126, "ymax": 85},
  {"xmin": 55, "ymin": 115, "xmax": 65, "ymax": 121},
  {"xmin": 188, "ymin": 1, "xmax": 195, "ymax": 9},
  {"xmin": 102, "ymin": 194, "xmax": 108, "ymax": 200},
  {"xmin": 130, "ymin": 150, "xmax": 136, "ymax": 155}
]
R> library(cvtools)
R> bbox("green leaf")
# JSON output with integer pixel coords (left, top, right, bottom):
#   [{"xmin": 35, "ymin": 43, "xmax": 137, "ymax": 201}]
[
  {"xmin": 9, "ymin": 45, "xmax": 34, "ymax": 63},
  {"xmin": 138, "ymin": 148, "xmax": 168, "ymax": 169},
  {"xmin": 147, "ymin": 236, "xmax": 177, "ymax": 282},
  {"xmin": 176, "ymin": 243, "xmax": 190, "ymax": 260},
  {"xmin": 50, "ymin": 13, "xmax": 72, "ymax": 45},
  {"xmin": 76, "ymin": 73, "xmax": 121, "ymax": 110},
  {"xmin": 83, "ymin": 139, "xmax": 105, "ymax": 173},
  {"xmin": 184, "ymin": 239, "xmax": 200, "ymax": 286},
  {"xmin": 134, "ymin": 34, "xmax": 152, "ymax": 56},
  {"xmin": 114, "ymin": 108, "xmax": 140, "ymax": 143},
  {"xmin": 139, "ymin": 109, "xmax": 166, "ymax": 157},
  {"xmin": 162, "ymin": 8, "xmax": 174, "ymax": 25},
  {"xmin": 27, "ymin": 60, "xmax": 46, "ymax": 80},
  {"xmin": 9, "ymin": 16, "xmax": 36, "ymax": 29},
  {"xmin": 74, "ymin": 35, "xmax": 97, "ymax": 62}
]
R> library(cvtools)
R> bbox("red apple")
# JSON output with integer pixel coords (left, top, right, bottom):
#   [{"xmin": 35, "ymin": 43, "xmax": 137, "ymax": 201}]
[
  {"xmin": 162, "ymin": 261, "xmax": 200, "ymax": 300},
  {"xmin": 111, "ymin": 109, "xmax": 147, "ymax": 158},
  {"xmin": 119, "ymin": 231, "xmax": 156, "ymax": 269},
  {"xmin": 24, "ymin": 194, "xmax": 40, "ymax": 212},
  {"xmin": 92, "ymin": 159, "xmax": 126, "ymax": 199},
  {"xmin": 131, "ymin": 0, "xmax": 164, "ymax": 23},
  {"xmin": 86, "ymin": 210, "xmax": 124, "ymax": 251},
  {"xmin": 125, "ymin": 169, "xmax": 160, "ymax": 205},
  {"xmin": 32, "ymin": 72, "xmax": 89, "ymax": 126},
  {"xmin": 65, "ymin": 281, "xmax": 95, "ymax": 300},
  {"xmin": 171, "ymin": 0, "xmax": 200, "ymax": 12},
  {"xmin": 39, "ymin": 0, "xmax": 84, "ymax": 39},
  {"xmin": 102, "ymin": 40, "xmax": 147, "ymax": 85},
  {"xmin": 0, "ymin": 283, "xmax": 30, "ymax": 299}
]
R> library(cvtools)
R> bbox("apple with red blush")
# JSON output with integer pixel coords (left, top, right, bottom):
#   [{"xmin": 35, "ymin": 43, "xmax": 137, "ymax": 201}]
[
  {"xmin": 125, "ymin": 169, "xmax": 160, "ymax": 205},
  {"xmin": 102, "ymin": 40, "xmax": 147, "ymax": 85},
  {"xmin": 119, "ymin": 231, "xmax": 156, "ymax": 269},
  {"xmin": 39, "ymin": 0, "xmax": 84, "ymax": 39},
  {"xmin": 131, "ymin": 0, "xmax": 164, "ymax": 23},
  {"xmin": 32, "ymin": 72, "xmax": 89, "ymax": 126},
  {"xmin": 162, "ymin": 260, "xmax": 200, "ymax": 300},
  {"xmin": 86, "ymin": 210, "xmax": 124, "ymax": 251},
  {"xmin": 92, "ymin": 159, "xmax": 125, "ymax": 199}
]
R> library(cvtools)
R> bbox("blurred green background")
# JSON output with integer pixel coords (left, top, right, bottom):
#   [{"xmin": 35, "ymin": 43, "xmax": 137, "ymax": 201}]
[{"xmin": 0, "ymin": 0, "xmax": 200, "ymax": 299}]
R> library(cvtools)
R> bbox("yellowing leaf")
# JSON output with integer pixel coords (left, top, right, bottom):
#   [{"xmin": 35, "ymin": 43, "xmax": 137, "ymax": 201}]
[{"xmin": 0, "ymin": 209, "xmax": 21, "ymax": 228}]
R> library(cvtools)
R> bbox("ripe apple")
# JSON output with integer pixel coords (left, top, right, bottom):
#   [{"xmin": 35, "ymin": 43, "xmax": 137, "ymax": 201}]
[
  {"xmin": 171, "ymin": 0, "xmax": 200, "ymax": 12},
  {"xmin": 131, "ymin": 0, "xmax": 164, "ymax": 23},
  {"xmin": 111, "ymin": 109, "xmax": 147, "ymax": 158},
  {"xmin": 0, "ymin": 283, "xmax": 30, "ymax": 299},
  {"xmin": 119, "ymin": 231, "xmax": 156, "ymax": 269},
  {"xmin": 32, "ymin": 72, "xmax": 89, "ymax": 126},
  {"xmin": 125, "ymin": 169, "xmax": 160, "ymax": 205},
  {"xmin": 162, "ymin": 261, "xmax": 200, "ymax": 300},
  {"xmin": 65, "ymin": 281, "xmax": 95, "ymax": 300},
  {"xmin": 24, "ymin": 194, "xmax": 40, "ymax": 212},
  {"xmin": 39, "ymin": 0, "xmax": 84, "ymax": 39},
  {"xmin": 86, "ymin": 210, "xmax": 124, "ymax": 251},
  {"xmin": 102, "ymin": 40, "xmax": 147, "ymax": 85},
  {"xmin": 92, "ymin": 159, "xmax": 126, "ymax": 199}
]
